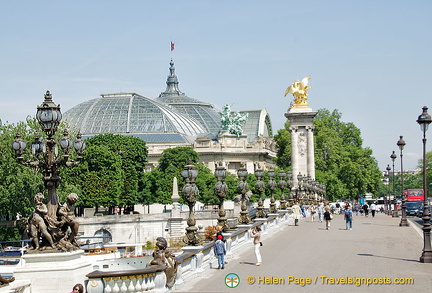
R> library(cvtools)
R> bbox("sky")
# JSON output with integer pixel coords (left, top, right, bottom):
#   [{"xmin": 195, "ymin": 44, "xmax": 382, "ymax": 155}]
[{"xmin": 0, "ymin": 0, "xmax": 431, "ymax": 172}]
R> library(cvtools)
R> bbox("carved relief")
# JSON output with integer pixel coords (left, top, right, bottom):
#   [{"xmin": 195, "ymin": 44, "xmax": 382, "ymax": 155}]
[{"xmin": 297, "ymin": 132, "xmax": 307, "ymax": 157}]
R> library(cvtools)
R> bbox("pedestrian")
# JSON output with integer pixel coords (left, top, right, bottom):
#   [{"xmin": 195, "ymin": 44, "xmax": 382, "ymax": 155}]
[
  {"xmin": 363, "ymin": 203, "xmax": 369, "ymax": 217},
  {"xmin": 292, "ymin": 202, "xmax": 302, "ymax": 226},
  {"xmin": 317, "ymin": 202, "xmax": 325, "ymax": 223},
  {"xmin": 309, "ymin": 204, "xmax": 316, "ymax": 222},
  {"xmin": 250, "ymin": 226, "xmax": 262, "ymax": 266},
  {"xmin": 213, "ymin": 234, "xmax": 226, "ymax": 269},
  {"xmin": 370, "ymin": 202, "xmax": 377, "ymax": 217},
  {"xmin": 344, "ymin": 206, "xmax": 353, "ymax": 230},
  {"xmin": 71, "ymin": 283, "xmax": 84, "ymax": 293},
  {"xmin": 323, "ymin": 207, "xmax": 332, "ymax": 230},
  {"xmin": 300, "ymin": 204, "xmax": 306, "ymax": 218}
]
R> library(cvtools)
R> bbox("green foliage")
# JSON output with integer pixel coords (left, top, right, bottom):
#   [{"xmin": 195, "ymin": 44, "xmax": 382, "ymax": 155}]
[
  {"xmin": 79, "ymin": 145, "xmax": 124, "ymax": 207},
  {"xmin": 0, "ymin": 119, "xmax": 44, "ymax": 220},
  {"xmin": 0, "ymin": 227, "xmax": 21, "ymax": 242},
  {"xmin": 145, "ymin": 240, "xmax": 153, "ymax": 250},
  {"xmin": 84, "ymin": 134, "xmax": 148, "ymax": 206}
]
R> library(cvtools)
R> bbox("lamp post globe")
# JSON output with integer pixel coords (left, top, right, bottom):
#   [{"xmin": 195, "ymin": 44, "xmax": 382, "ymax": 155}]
[{"xmin": 417, "ymin": 106, "xmax": 432, "ymax": 263}]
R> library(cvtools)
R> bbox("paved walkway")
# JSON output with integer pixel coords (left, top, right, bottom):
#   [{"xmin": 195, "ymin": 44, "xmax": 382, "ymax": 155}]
[{"xmin": 175, "ymin": 213, "xmax": 432, "ymax": 293}]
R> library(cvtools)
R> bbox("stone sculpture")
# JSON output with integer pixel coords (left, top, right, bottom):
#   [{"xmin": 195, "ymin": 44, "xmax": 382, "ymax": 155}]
[
  {"xmin": 220, "ymin": 104, "xmax": 248, "ymax": 136},
  {"xmin": 27, "ymin": 193, "xmax": 80, "ymax": 252},
  {"xmin": 148, "ymin": 237, "xmax": 179, "ymax": 289}
]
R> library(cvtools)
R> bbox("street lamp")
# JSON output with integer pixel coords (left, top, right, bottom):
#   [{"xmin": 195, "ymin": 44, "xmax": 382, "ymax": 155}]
[
  {"xmin": 181, "ymin": 161, "xmax": 201, "ymax": 246},
  {"xmin": 390, "ymin": 151, "xmax": 397, "ymax": 216},
  {"xmin": 385, "ymin": 164, "xmax": 391, "ymax": 215},
  {"xmin": 237, "ymin": 166, "xmax": 251, "ymax": 225},
  {"xmin": 297, "ymin": 172, "xmax": 304, "ymax": 203},
  {"xmin": 417, "ymin": 106, "xmax": 432, "ymax": 263},
  {"xmin": 215, "ymin": 165, "xmax": 229, "ymax": 232},
  {"xmin": 278, "ymin": 170, "xmax": 288, "ymax": 210},
  {"xmin": 397, "ymin": 136, "xmax": 409, "ymax": 226},
  {"xmin": 268, "ymin": 169, "xmax": 277, "ymax": 214},
  {"xmin": 287, "ymin": 171, "xmax": 294, "ymax": 207},
  {"xmin": 254, "ymin": 168, "xmax": 266, "ymax": 218},
  {"xmin": 12, "ymin": 91, "xmax": 84, "ymax": 251}
]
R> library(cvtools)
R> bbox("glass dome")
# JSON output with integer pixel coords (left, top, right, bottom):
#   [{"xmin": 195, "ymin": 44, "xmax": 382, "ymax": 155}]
[{"xmin": 63, "ymin": 93, "xmax": 206, "ymax": 143}]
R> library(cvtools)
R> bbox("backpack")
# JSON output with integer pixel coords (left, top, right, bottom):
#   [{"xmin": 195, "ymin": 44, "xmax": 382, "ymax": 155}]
[{"xmin": 345, "ymin": 209, "xmax": 352, "ymax": 218}]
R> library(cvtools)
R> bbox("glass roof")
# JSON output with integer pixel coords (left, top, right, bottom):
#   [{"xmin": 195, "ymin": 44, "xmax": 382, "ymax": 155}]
[
  {"xmin": 63, "ymin": 93, "xmax": 205, "ymax": 137},
  {"xmin": 240, "ymin": 109, "xmax": 273, "ymax": 142}
]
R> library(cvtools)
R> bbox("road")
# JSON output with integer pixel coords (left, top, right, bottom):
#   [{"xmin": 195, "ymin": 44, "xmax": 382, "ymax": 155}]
[{"xmin": 175, "ymin": 212, "xmax": 432, "ymax": 293}]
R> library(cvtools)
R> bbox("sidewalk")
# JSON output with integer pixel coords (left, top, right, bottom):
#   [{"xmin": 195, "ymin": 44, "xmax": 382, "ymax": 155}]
[{"xmin": 175, "ymin": 213, "xmax": 432, "ymax": 293}]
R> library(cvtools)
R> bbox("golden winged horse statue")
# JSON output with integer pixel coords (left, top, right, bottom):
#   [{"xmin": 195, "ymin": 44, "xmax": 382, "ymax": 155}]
[{"xmin": 284, "ymin": 76, "xmax": 312, "ymax": 106}]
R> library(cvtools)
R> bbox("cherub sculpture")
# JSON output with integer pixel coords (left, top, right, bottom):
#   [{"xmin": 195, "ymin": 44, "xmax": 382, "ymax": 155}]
[
  {"xmin": 284, "ymin": 76, "xmax": 312, "ymax": 106},
  {"xmin": 148, "ymin": 237, "xmax": 179, "ymax": 289}
]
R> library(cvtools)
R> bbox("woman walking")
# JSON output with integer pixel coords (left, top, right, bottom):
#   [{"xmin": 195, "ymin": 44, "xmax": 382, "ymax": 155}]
[
  {"xmin": 292, "ymin": 202, "xmax": 302, "ymax": 226},
  {"xmin": 309, "ymin": 204, "xmax": 316, "ymax": 222},
  {"xmin": 250, "ymin": 226, "xmax": 262, "ymax": 266}
]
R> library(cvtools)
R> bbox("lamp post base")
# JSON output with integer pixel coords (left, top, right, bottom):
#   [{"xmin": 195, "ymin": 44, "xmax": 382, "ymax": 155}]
[
  {"xmin": 392, "ymin": 210, "xmax": 399, "ymax": 217},
  {"xmin": 420, "ymin": 252, "xmax": 432, "ymax": 263},
  {"xmin": 399, "ymin": 219, "xmax": 409, "ymax": 227}
]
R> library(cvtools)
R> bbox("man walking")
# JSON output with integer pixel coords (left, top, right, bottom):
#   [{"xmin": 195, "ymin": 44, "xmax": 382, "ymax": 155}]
[
  {"xmin": 370, "ymin": 202, "xmax": 377, "ymax": 217},
  {"xmin": 344, "ymin": 206, "xmax": 353, "ymax": 230}
]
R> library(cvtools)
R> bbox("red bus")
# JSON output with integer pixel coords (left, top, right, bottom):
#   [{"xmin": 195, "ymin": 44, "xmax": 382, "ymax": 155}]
[{"xmin": 404, "ymin": 189, "xmax": 424, "ymax": 201}]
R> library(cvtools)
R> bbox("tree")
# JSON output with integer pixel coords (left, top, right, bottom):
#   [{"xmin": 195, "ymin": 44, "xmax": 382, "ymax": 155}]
[
  {"xmin": 79, "ymin": 145, "xmax": 124, "ymax": 209},
  {"xmin": 83, "ymin": 134, "xmax": 148, "ymax": 207},
  {"xmin": 417, "ymin": 151, "xmax": 432, "ymax": 196}
]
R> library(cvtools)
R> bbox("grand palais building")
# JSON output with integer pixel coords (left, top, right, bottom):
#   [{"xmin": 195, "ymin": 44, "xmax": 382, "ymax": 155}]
[{"xmin": 63, "ymin": 60, "xmax": 277, "ymax": 174}]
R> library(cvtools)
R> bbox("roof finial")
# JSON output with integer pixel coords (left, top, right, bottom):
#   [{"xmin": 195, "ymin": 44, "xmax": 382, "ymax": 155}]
[{"xmin": 160, "ymin": 59, "xmax": 184, "ymax": 97}]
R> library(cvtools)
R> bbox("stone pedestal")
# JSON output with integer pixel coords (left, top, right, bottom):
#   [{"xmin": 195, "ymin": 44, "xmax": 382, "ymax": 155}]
[
  {"xmin": 13, "ymin": 250, "xmax": 92, "ymax": 293},
  {"xmin": 285, "ymin": 108, "xmax": 317, "ymax": 186}
]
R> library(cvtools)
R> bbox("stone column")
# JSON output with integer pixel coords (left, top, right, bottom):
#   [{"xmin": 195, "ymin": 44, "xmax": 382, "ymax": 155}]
[
  {"xmin": 290, "ymin": 126, "xmax": 299, "ymax": 188},
  {"xmin": 306, "ymin": 126, "xmax": 315, "ymax": 179}
]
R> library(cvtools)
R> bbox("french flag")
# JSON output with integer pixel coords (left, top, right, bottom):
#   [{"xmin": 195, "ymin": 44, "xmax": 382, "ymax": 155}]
[{"xmin": 171, "ymin": 42, "xmax": 175, "ymax": 51}]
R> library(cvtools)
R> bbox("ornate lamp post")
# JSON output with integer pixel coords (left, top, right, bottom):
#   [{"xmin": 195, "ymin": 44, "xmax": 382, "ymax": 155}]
[
  {"xmin": 181, "ymin": 162, "xmax": 201, "ymax": 246},
  {"xmin": 278, "ymin": 170, "xmax": 288, "ymax": 210},
  {"xmin": 385, "ymin": 164, "xmax": 391, "ymax": 215},
  {"xmin": 417, "ymin": 106, "xmax": 432, "ymax": 263},
  {"xmin": 287, "ymin": 171, "xmax": 294, "ymax": 207},
  {"xmin": 296, "ymin": 173, "xmax": 304, "ymax": 204},
  {"xmin": 390, "ymin": 151, "xmax": 397, "ymax": 216},
  {"xmin": 215, "ymin": 165, "xmax": 229, "ymax": 232},
  {"xmin": 12, "ymin": 91, "xmax": 85, "ymax": 219},
  {"xmin": 254, "ymin": 168, "xmax": 266, "ymax": 218},
  {"xmin": 268, "ymin": 169, "xmax": 277, "ymax": 214},
  {"xmin": 397, "ymin": 136, "xmax": 409, "ymax": 225},
  {"xmin": 237, "ymin": 166, "xmax": 251, "ymax": 225}
]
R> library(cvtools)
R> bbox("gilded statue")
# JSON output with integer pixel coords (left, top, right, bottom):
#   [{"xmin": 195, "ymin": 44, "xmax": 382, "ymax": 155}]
[{"xmin": 284, "ymin": 76, "xmax": 312, "ymax": 106}]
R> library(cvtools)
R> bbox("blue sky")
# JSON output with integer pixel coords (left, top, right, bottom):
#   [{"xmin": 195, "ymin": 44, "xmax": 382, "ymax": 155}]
[{"xmin": 0, "ymin": 1, "xmax": 431, "ymax": 172}]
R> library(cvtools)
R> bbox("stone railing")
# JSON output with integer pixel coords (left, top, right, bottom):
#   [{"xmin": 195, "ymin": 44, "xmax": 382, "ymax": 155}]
[
  {"xmin": 83, "ymin": 210, "xmax": 291, "ymax": 292},
  {"xmin": 85, "ymin": 265, "xmax": 166, "ymax": 293}
]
